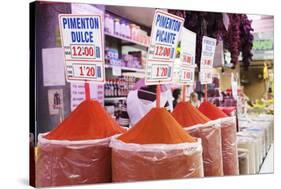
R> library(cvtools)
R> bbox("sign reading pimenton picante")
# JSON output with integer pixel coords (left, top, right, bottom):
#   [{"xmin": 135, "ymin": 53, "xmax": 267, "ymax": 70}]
[{"xmin": 145, "ymin": 10, "xmax": 184, "ymax": 85}]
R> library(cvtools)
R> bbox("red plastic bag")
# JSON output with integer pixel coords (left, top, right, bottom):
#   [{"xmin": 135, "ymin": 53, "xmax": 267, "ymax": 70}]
[
  {"xmin": 36, "ymin": 134, "xmax": 112, "ymax": 187},
  {"xmin": 110, "ymin": 137, "xmax": 204, "ymax": 182},
  {"xmin": 185, "ymin": 122, "xmax": 224, "ymax": 176}
]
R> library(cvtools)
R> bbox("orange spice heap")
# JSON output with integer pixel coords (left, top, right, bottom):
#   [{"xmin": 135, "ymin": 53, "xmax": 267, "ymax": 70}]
[
  {"xmin": 172, "ymin": 102, "xmax": 210, "ymax": 127},
  {"xmin": 118, "ymin": 108, "xmax": 196, "ymax": 144},
  {"xmin": 45, "ymin": 100, "xmax": 125, "ymax": 140},
  {"xmin": 198, "ymin": 101, "xmax": 227, "ymax": 120}
]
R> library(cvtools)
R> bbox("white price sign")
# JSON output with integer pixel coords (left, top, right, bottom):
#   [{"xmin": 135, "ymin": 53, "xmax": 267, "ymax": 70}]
[
  {"xmin": 145, "ymin": 10, "xmax": 184, "ymax": 85},
  {"xmin": 176, "ymin": 28, "xmax": 196, "ymax": 85},
  {"xmin": 59, "ymin": 14, "xmax": 105, "ymax": 82},
  {"xmin": 200, "ymin": 69, "xmax": 213, "ymax": 84},
  {"xmin": 200, "ymin": 36, "xmax": 216, "ymax": 69}
]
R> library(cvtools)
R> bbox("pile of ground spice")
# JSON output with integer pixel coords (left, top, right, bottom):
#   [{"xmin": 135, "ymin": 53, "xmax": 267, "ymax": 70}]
[
  {"xmin": 172, "ymin": 101, "xmax": 224, "ymax": 176},
  {"xmin": 118, "ymin": 107, "xmax": 196, "ymax": 144},
  {"xmin": 45, "ymin": 100, "xmax": 125, "ymax": 140},
  {"xmin": 171, "ymin": 102, "xmax": 210, "ymax": 127},
  {"xmin": 37, "ymin": 100, "xmax": 125, "ymax": 187},
  {"xmin": 198, "ymin": 101, "xmax": 227, "ymax": 120}
]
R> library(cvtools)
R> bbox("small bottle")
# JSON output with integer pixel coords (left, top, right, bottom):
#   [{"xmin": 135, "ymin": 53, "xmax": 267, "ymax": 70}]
[
  {"xmin": 130, "ymin": 24, "xmax": 136, "ymax": 40},
  {"xmin": 135, "ymin": 25, "xmax": 141, "ymax": 42},
  {"xmin": 104, "ymin": 13, "xmax": 110, "ymax": 33},
  {"xmin": 114, "ymin": 18, "xmax": 120, "ymax": 36},
  {"xmin": 120, "ymin": 19, "xmax": 126, "ymax": 38},
  {"xmin": 108, "ymin": 14, "xmax": 114, "ymax": 34}
]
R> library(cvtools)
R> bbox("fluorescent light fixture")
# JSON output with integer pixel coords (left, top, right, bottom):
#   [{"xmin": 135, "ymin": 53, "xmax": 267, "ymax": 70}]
[{"xmin": 247, "ymin": 14, "xmax": 262, "ymax": 20}]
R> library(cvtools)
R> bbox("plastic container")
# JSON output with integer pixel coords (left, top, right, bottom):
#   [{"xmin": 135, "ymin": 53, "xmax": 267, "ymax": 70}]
[
  {"xmin": 237, "ymin": 134, "xmax": 256, "ymax": 174},
  {"xmin": 185, "ymin": 122, "xmax": 223, "ymax": 176},
  {"xmin": 36, "ymin": 134, "xmax": 112, "ymax": 187},
  {"xmin": 114, "ymin": 18, "xmax": 121, "ymax": 36},
  {"xmin": 110, "ymin": 137, "xmax": 203, "ymax": 182},
  {"xmin": 238, "ymin": 148, "xmax": 250, "ymax": 175},
  {"xmin": 219, "ymin": 117, "xmax": 239, "ymax": 175},
  {"xmin": 110, "ymin": 108, "xmax": 204, "ymax": 182}
]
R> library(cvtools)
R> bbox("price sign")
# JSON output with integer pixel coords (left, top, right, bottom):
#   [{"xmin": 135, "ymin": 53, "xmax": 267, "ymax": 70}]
[
  {"xmin": 176, "ymin": 28, "xmax": 196, "ymax": 85},
  {"xmin": 59, "ymin": 14, "xmax": 105, "ymax": 82},
  {"xmin": 200, "ymin": 36, "xmax": 216, "ymax": 69},
  {"xmin": 200, "ymin": 68, "xmax": 213, "ymax": 84},
  {"xmin": 145, "ymin": 10, "xmax": 184, "ymax": 85}
]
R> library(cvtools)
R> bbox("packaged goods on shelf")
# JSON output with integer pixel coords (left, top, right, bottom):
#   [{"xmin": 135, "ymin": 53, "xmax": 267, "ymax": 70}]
[
  {"xmin": 36, "ymin": 100, "xmax": 125, "ymax": 187},
  {"xmin": 238, "ymin": 148, "xmax": 250, "ymax": 175},
  {"xmin": 111, "ymin": 108, "xmax": 204, "ymax": 182},
  {"xmin": 251, "ymin": 115, "xmax": 274, "ymax": 145},
  {"xmin": 105, "ymin": 48, "xmax": 143, "ymax": 69},
  {"xmin": 104, "ymin": 77, "xmax": 136, "ymax": 98},
  {"xmin": 237, "ymin": 134, "xmax": 257, "ymax": 174},
  {"xmin": 105, "ymin": 12, "xmax": 150, "ymax": 45},
  {"xmin": 172, "ymin": 102, "xmax": 224, "ymax": 176},
  {"xmin": 238, "ymin": 131, "xmax": 263, "ymax": 173},
  {"xmin": 199, "ymin": 101, "xmax": 239, "ymax": 176},
  {"xmin": 104, "ymin": 13, "xmax": 114, "ymax": 34}
]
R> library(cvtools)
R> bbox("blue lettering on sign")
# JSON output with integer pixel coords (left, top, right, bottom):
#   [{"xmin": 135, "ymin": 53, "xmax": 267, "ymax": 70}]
[
  {"xmin": 154, "ymin": 13, "xmax": 181, "ymax": 45},
  {"xmin": 155, "ymin": 29, "xmax": 176, "ymax": 44},
  {"xmin": 71, "ymin": 31, "xmax": 94, "ymax": 43},
  {"xmin": 62, "ymin": 17, "xmax": 100, "ymax": 29},
  {"xmin": 62, "ymin": 16, "xmax": 101, "ymax": 44},
  {"xmin": 155, "ymin": 14, "xmax": 181, "ymax": 31}
]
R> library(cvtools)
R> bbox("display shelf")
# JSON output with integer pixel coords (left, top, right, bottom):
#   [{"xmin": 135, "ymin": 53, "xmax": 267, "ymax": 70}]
[
  {"xmin": 105, "ymin": 31, "xmax": 149, "ymax": 48},
  {"xmin": 104, "ymin": 97, "xmax": 127, "ymax": 101},
  {"xmin": 105, "ymin": 64, "xmax": 145, "ymax": 73}
]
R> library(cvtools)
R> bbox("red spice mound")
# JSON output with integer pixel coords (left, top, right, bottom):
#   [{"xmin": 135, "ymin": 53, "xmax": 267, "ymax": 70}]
[
  {"xmin": 172, "ymin": 102, "xmax": 210, "ymax": 127},
  {"xmin": 198, "ymin": 101, "xmax": 227, "ymax": 120},
  {"xmin": 45, "ymin": 100, "xmax": 125, "ymax": 140},
  {"xmin": 118, "ymin": 108, "xmax": 196, "ymax": 144}
]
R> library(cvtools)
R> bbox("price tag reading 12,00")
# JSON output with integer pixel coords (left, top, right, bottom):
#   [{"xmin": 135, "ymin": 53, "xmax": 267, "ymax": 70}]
[
  {"xmin": 59, "ymin": 14, "xmax": 105, "ymax": 82},
  {"xmin": 145, "ymin": 10, "xmax": 184, "ymax": 85}
]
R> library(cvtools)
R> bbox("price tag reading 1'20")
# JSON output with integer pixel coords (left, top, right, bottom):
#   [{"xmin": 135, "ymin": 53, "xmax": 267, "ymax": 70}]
[
  {"xmin": 151, "ymin": 64, "xmax": 170, "ymax": 79},
  {"xmin": 72, "ymin": 63, "xmax": 101, "ymax": 79}
]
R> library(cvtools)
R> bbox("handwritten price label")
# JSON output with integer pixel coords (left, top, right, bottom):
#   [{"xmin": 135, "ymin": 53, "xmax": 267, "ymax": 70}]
[
  {"xmin": 151, "ymin": 64, "xmax": 170, "ymax": 79},
  {"xmin": 70, "ymin": 44, "xmax": 100, "ymax": 59},
  {"xmin": 181, "ymin": 53, "xmax": 193, "ymax": 65},
  {"xmin": 153, "ymin": 44, "xmax": 173, "ymax": 59},
  {"xmin": 201, "ymin": 58, "xmax": 213, "ymax": 67},
  {"xmin": 72, "ymin": 64, "xmax": 97, "ymax": 79},
  {"xmin": 180, "ymin": 69, "xmax": 193, "ymax": 81},
  {"xmin": 200, "ymin": 69, "xmax": 213, "ymax": 84}
]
